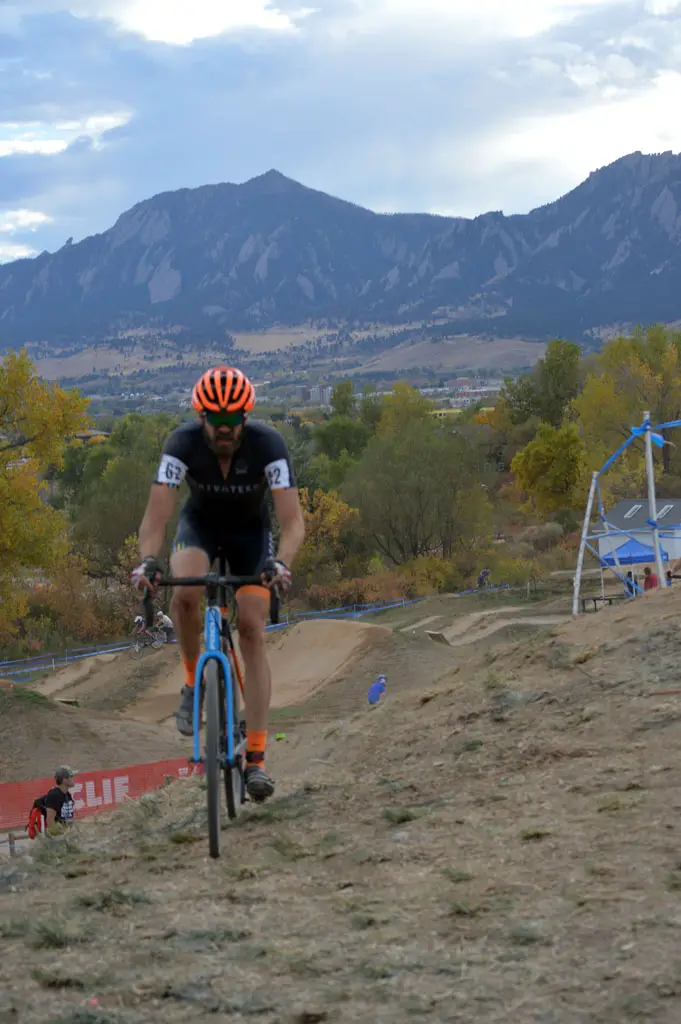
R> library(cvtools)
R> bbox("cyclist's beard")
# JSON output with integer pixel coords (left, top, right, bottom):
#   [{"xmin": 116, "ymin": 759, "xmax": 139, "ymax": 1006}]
[{"xmin": 204, "ymin": 423, "xmax": 242, "ymax": 456}]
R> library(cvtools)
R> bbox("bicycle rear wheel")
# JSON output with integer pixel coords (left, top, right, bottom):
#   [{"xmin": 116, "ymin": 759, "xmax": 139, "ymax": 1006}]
[{"xmin": 203, "ymin": 660, "xmax": 225, "ymax": 859}]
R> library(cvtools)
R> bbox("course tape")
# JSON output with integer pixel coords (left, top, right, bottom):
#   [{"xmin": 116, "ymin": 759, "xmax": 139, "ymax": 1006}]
[{"xmin": 0, "ymin": 757, "xmax": 204, "ymax": 834}]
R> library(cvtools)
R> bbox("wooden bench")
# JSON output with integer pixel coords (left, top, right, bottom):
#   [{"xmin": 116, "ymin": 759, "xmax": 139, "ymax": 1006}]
[{"xmin": 581, "ymin": 594, "xmax": 628, "ymax": 613}]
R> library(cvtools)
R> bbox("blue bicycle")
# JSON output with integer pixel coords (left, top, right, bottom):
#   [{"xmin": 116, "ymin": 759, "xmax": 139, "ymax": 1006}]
[{"xmin": 144, "ymin": 554, "xmax": 279, "ymax": 858}]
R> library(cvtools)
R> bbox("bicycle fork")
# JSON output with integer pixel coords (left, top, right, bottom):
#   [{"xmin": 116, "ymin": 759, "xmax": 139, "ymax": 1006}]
[{"xmin": 191, "ymin": 606, "xmax": 245, "ymax": 770}]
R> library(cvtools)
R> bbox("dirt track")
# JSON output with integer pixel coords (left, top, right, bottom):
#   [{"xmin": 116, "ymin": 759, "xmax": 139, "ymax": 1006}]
[
  {"xmin": 3, "ymin": 616, "xmax": 452, "ymax": 780},
  {"xmin": 4, "ymin": 602, "xmax": 571, "ymax": 783},
  {"xmin": 6, "ymin": 586, "xmax": 681, "ymax": 1020},
  {"xmin": 127, "ymin": 619, "xmax": 394, "ymax": 725}
]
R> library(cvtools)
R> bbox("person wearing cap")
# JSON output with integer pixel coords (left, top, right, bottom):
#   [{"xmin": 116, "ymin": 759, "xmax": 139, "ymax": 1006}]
[{"xmin": 43, "ymin": 766, "xmax": 77, "ymax": 834}]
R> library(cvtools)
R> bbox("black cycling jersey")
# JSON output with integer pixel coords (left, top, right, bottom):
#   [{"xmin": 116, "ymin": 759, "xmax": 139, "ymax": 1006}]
[{"xmin": 154, "ymin": 419, "xmax": 295, "ymax": 528}]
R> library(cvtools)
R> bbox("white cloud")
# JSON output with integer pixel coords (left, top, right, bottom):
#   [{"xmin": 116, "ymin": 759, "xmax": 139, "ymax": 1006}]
[
  {"xmin": 0, "ymin": 243, "xmax": 39, "ymax": 262},
  {"xmin": 0, "ymin": 209, "xmax": 52, "ymax": 233},
  {"xmin": 472, "ymin": 69, "xmax": 681, "ymax": 207},
  {"xmin": 645, "ymin": 0, "xmax": 681, "ymax": 13},
  {"xmin": 53, "ymin": 0, "xmax": 314, "ymax": 44},
  {"xmin": 0, "ymin": 111, "xmax": 131, "ymax": 159},
  {"xmin": 319, "ymin": 0, "xmax": 628, "ymax": 43},
  {"xmin": 0, "ymin": 138, "xmax": 67, "ymax": 157}
]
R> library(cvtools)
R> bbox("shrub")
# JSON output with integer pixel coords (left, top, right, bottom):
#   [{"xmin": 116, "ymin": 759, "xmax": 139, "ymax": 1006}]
[{"xmin": 516, "ymin": 522, "xmax": 564, "ymax": 552}]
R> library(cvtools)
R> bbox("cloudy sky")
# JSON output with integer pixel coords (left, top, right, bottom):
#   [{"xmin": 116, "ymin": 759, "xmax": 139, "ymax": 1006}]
[{"xmin": 1, "ymin": 0, "xmax": 681, "ymax": 260}]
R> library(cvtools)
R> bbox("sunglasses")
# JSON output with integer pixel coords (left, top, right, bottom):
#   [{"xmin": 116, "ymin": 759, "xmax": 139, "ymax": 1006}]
[{"xmin": 204, "ymin": 410, "xmax": 245, "ymax": 428}]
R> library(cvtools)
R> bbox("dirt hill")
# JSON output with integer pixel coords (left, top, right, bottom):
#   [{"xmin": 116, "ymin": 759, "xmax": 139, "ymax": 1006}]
[
  {"xmin": 4, "ymin": 589, "xmax": 681, "ymax": 1021},
  {"xmin": 0, "ymin": 688, "xmax": 187, "ymax": 784}
]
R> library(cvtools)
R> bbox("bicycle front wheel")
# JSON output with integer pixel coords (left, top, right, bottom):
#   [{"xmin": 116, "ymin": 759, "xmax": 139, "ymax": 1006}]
[
  {"xmin": 129, "ymin": 641, "xmax": 144, "ymax": 660},
  {"xmin": 203, "ymin": 661, "xmax": 225, "ymax": 859},
  {"xmin": 225, "ymin": 657, "xmax": 245, "ymax": 820}
]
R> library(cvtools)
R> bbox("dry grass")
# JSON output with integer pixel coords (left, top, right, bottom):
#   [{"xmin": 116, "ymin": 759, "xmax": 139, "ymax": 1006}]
[{"xmin": 4, "ymin": 588, "xmax": 681, "ymax": 1021}]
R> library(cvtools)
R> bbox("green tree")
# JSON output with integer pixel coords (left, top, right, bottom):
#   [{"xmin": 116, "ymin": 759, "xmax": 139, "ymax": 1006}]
[
  {"xmin": 359, "ymin": 387, "xmax": 383, "ymax": 431},
  {"xmin": 344, "ymin": 422, "xmax": 490, "ymax": 563},
  {"xmin": 313, "ymin": 416, "xmax": 370, "ymax": 461},
  {"xmin": 61, "ymin": 412, "xmax": 182, "ymax": 574},
  {"xmin": 331, "ymin": 380, "xmax": 355, "ymax": 418},
  {"xmin": 502, "ymin": 339, "xmax": 583, "ymax": 428}
]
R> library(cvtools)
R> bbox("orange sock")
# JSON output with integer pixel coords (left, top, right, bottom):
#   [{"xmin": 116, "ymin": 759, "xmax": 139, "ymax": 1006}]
[
  {"xmin": 182, "ymin": 655, "xmax": 198, "ymax": 688},
  {"xmin": 246, "ymin": 730, "xmax": 267, "ymax": 768}
]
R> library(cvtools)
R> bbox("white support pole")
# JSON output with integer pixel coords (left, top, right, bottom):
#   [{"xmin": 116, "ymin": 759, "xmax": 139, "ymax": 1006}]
[
  {"xmin": 644, "ymin": 410, "xmax": 667, "ymax": 586},
  {"xmin": 572, "ymin": 470, "xmax": 599, "ymax": 617},
  {"xmin": 597, "ymin": 479, "xmax": 626, "ymax": 586}
]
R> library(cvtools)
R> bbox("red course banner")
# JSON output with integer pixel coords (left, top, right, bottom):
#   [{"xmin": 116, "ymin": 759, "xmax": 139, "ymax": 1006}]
[{"xmin": 0, "ymin": 757, "xmax": 203, "ymax": 832}]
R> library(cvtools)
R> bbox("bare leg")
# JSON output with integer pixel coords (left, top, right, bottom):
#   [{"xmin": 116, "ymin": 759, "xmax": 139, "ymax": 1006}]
[
  {"xmin": 169, "ymin": 546, "xmax": 210, "ymax": 736},
  {"xmin": 235, "ymin": 589, "xmax": 271, "ymax": 731},
  {"xmin": 236, "ymin": 588, "xmax": 275, "ymax": 800},
  {"xmin": 169, "ymin": 546, "xmax": 210, "ymax": 674}
]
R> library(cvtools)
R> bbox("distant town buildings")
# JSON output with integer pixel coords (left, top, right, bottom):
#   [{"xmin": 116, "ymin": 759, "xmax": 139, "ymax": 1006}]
[{"xmin": 292, "ymin": 377, "xmax": 505, "ymax": 409}]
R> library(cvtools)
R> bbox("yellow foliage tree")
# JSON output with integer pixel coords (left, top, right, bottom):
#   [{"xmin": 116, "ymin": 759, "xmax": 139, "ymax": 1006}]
[
  {"xmin": 377, "ymin": 381, "xmax": 434, "ymax": 436},
  {"xmin": 0, "ymin": 349, "xmax": 89, "ymax": 640},
  {"xmin": 511, "ymin": 422, "xmax": 587, "ymax": 515},
  {"xmin": 572, "ymin": 325, "xmax": 681, "ymax": 482},
  {"xmin": 296, "ymin": 488, "xmax": 360, "ymax": 586}
]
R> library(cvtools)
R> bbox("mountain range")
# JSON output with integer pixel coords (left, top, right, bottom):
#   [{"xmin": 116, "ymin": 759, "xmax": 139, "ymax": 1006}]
[{"xmin": 1, "ymin": 150, "xmax": 681, "ymax": 347}]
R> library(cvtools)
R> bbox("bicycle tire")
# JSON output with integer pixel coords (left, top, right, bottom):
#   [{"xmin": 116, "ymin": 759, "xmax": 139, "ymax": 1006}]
[
  {"xmin": 204, "ymin": 661, "xmax": 225, "ymax": 859},
  {"xmin": 129, "ymin": 642, "xmax": 145, "ymax": 660},
  {"xmin": 151, "ymin": 639, "xmax": 164, "ymax": 650},
  {"xmin": 269, "ymin": 587, "xmax": 280, "ymax": 626},
  {"xmin": 224, "ymin": 655, "xmax": 245, "ymax": 820}
]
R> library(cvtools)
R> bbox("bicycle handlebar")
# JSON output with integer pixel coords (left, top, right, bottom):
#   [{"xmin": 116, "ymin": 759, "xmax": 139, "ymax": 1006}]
[
  {"xmin": 156, "ymin": 573, "xmax": 267, "ymax": 588},
  {"xmin": 141, "ymin": 559, "xmax": 280, "ymax": 626}
]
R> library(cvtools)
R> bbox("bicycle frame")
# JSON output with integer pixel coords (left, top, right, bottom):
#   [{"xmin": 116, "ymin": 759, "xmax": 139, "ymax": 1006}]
[
  {"xmin": 192, "ymin": 600, "xmax": 237, "ymax": 768},
  {"xmin": 141, "ymin": 559, "xmax": 278, "ymax": 855},
  {"xmin": 147, "ymin": 561, "xmax": 277, "ymax": 765}
]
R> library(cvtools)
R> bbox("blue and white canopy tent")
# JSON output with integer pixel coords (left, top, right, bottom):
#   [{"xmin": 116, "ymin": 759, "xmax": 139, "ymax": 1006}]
[
  {"xmin": 601, "ymin": 538, "xmax": 669, "ymax": 566},
  {"xmin": 572, "ymin": 410, "xmax": 677, "ymax": 615}
]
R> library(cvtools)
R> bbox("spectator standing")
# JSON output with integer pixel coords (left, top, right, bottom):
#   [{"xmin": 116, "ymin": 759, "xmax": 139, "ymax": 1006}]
[
  {"xmin": 643, "ymin": 566, "xmax": 659, "ymax": 592},
  {"xmin": 44, "ymin": 766, "xmax": 77, "ymax": 834}
]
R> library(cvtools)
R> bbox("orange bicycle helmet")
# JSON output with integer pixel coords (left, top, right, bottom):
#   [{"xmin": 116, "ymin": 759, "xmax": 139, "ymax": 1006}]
[{"xmin": 191, "ymin": 366, "xmax": 256, "ymax": 414}]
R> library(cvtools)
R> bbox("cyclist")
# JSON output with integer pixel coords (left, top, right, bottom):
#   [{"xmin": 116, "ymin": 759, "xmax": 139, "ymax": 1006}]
[
  {"xmin": 131, "ymin": 366, "xmax": 305, "ymax": 803},
  {"xmin": 156, "ymin": 609, "xmax": 176, "ymax": 641}
]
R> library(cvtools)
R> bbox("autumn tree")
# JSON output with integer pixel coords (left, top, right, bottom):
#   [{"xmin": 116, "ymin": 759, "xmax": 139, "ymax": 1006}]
[
  {"xmin": 0, "ymin": 349, "xmax": 88, "ymax": 639},
  {"xmin": 511, "ymin": 422, "xmax": 586, "ymax": 515},
  {"xmin": 295, "ymin": 488, "xmax": 361, "ymax": 586},
  {"xmin": 573, "ymin": 324, "xmax": 681, "ymax": 479},
  {"xmin": 376, "ymin": 381, "xmax": 434, "ymax": 436}
]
